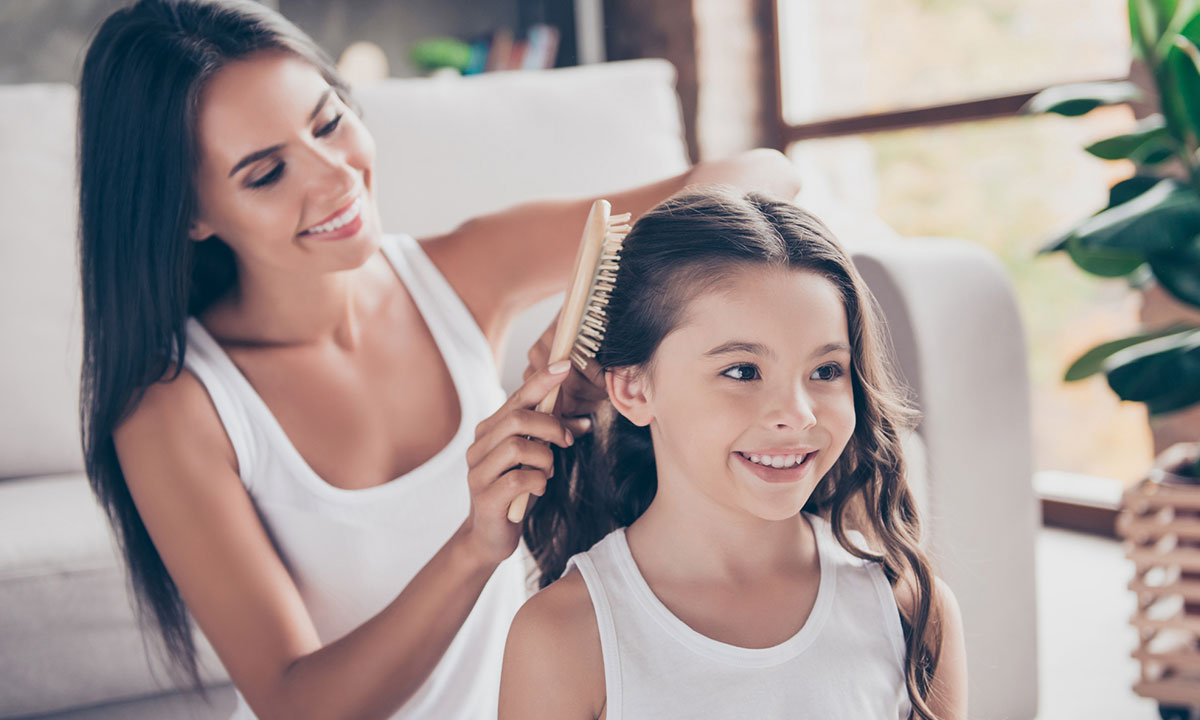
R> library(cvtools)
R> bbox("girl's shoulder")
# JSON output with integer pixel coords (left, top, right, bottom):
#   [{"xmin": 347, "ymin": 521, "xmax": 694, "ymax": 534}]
[{"xmin": 501, "ymin": 569, "xmax": 606, "ymax": 719}]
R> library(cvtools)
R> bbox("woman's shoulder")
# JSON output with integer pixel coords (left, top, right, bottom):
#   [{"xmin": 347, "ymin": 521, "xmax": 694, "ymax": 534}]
[
  {"xmin": 114, "ymin": 363, "xmax": 237, "ymax": 477},
  {"xmin": 501, "ymin": 569, "xmax": 605, "ymax": 719}
]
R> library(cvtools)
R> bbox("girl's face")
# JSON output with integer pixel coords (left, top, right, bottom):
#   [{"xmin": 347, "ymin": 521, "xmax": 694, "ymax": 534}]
[
  {"xmin": 611, "ymin": 266, "xmax": 857, "ymax": 523},
  {"xmin": 189, "ymin": 51, "xmax": 381, "ymax": 275}
]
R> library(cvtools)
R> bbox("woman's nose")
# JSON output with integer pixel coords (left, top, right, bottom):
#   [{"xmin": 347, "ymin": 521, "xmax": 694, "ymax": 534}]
[{"xmin": 306, "ymin": 143, "xmax": 358, "ymax": 200}]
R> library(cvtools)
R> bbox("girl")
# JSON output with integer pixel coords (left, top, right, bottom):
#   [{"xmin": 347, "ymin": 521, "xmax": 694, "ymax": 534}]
[
  {"xmin": 77, "ymin": 1, "xmax": 799, "ymax": 717},
  {"xmin": 500, "ymin": 190, "xmax": 968, "ymax": 719}
]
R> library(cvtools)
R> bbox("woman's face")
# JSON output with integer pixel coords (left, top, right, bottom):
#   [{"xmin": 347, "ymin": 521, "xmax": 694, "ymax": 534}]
[
  {"xmin": 189, "ymin": 50, "xmax": 381, "ymax": 276},
  {"xmin": 613, "ymin": 266, "xmax": 858, "ymax": 523}
]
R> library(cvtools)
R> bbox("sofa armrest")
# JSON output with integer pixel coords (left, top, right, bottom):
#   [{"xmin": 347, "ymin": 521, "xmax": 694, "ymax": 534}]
[{"xmin": 851, "ymin": 237, "xmax": 1040, "ymax": 720}]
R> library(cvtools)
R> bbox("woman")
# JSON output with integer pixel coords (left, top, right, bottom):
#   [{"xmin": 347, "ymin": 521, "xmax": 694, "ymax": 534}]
[{"xmin": 78, "ymin": 1, "xmax": 800, "ymax": 718}]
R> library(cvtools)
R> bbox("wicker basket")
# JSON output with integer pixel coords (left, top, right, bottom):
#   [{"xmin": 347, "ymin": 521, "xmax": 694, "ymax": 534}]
[{"xmin": 1119, "ymin": 469, "xmax": 1200, "ymax": 709}]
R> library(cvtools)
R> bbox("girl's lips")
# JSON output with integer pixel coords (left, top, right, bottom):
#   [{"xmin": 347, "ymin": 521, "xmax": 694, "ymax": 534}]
[{"xmin": 734, "ymin": 450, "xmax": 817, "ymax": 484}]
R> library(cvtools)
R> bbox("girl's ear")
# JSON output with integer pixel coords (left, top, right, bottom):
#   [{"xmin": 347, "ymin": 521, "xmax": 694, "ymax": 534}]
[{"xmin": 606, "ymin": 368, "xmax": 654, "ymax": 427}]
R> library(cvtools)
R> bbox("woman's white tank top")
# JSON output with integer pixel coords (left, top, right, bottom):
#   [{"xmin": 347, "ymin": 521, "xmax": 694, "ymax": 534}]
[
  {"xmin": 566, "ymin": 513, "xmax": 913, "ymax": 719},
  {"xmin": 182, "ymin": 234, "xmax": 528, "ymax": 719}
]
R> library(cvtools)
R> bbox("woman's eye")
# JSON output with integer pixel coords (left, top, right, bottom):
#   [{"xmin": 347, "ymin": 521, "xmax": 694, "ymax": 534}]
[
  {"xmin": 722, "ymin": 364, "xmax": 760, "ymax": 382},
  {"xmin": 315, "ymin": 113, "xmax": 343, "ymax": 137},
  {"xmin": 249, "ymin": 162, "xmax": 284, "ymax": 188},
  {"xmin": 811, "ymin": 363, "xmax": 845, "ymax": 382}
]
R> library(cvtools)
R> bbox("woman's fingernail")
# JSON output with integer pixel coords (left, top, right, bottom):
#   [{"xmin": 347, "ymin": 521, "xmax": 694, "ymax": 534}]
[
  {"xmin": 548, "ymin": 360, "xmax": 571, "ymax": 374},
  {"xmin": 565, "ymin": 428, "xmax": 574, "ymax": 446}
]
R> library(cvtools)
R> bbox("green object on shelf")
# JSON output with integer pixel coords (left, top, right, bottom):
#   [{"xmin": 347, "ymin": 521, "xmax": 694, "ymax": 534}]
[{"xmin": 410, "ymin": 37, "xmax": 472, "ymax": 73}]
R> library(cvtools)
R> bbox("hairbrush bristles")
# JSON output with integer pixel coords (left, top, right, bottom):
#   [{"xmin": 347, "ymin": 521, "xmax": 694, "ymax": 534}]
[
  {"xmin": 570, "ymin": 212, "xmax": 630, "ymax": 371},
  {"xmin": 508, "ymin": 200, "xmax": 630, "ymax": 523}
]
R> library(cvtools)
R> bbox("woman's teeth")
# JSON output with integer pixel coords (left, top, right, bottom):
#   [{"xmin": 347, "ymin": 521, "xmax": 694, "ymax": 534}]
[
  {"xmin": 744, "ymin": 452, "xmax": 809, "ymax": 469},
  {"xmin": 302, "ymin": 197, "xmax": 362, "ymax": 235}
]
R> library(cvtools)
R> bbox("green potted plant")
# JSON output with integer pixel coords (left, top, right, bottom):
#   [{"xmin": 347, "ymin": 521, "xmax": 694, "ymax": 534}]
[{"xmin": 1026, "ymin": 0, "xmax": 1200, "ymax": 482}]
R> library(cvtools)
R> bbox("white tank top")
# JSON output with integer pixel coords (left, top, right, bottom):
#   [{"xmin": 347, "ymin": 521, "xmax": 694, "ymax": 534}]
[
  {"xmin": 182, "ymin": 234, "xmax": 528, "ymax": 719},
  {"xmin": 566, "ymin": 513, "xmax": 913, "ymax": 719}
]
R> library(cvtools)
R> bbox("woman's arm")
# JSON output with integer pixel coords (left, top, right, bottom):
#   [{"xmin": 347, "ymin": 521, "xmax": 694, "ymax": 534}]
[
  {"xmin": 114, "ymin": 364, "xmax": 575, "ymax": 720},
  {"xmin": 499, "ymin": 571, "xmax": 606, "ymax": 720},
  {"xmin": 426, "ymin": 148, "xmax": 802, "ymax": 350}
]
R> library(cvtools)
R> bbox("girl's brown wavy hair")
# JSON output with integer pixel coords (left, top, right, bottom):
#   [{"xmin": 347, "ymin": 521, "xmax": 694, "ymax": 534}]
[{"xmin": 523, "ymin": 188, "xmax": 945, "ymax": 718}]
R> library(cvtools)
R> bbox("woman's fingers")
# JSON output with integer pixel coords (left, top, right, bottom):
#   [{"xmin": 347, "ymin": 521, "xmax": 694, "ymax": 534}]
[
  {"xmin": 474, "ymin": 361, "xmax": 570, "ymax": 442},
  {"xmin": 469, "ymin": 436, "xmax": 556, "ymax": 489},
  {"xmin": 466, "ymin": 408, "xmax": 573, "ymax": 467},
  {"xmin": 477, "ymin": 469, "xmax": 549, "ymax": 514},
  {"xmin": 563, "ymin": 415, "xmax": 593, "ymax": 437}
]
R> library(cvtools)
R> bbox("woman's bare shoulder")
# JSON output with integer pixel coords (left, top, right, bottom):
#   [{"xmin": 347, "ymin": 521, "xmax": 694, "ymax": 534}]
[
  {"xmin": 114, "ymin": 364, "xmax": 238, "ymax": 476},
  {"xmin": 500, "ymin": 569, "xmax": 605, "ymax": 720}
]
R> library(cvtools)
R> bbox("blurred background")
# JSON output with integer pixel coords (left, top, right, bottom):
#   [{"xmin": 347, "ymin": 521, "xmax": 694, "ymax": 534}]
[{"xmin": 2, "ymin": 1, "xmax": 1192, "ymax": 718}]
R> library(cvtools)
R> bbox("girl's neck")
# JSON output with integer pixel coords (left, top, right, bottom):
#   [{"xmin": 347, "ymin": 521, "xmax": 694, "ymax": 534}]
[{"xmin": 625, "ymin": 483, "xmax": 816, "ymax": 586}]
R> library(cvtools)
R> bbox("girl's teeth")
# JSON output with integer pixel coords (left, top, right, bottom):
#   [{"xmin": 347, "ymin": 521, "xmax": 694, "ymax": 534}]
[{"xmin": 744, "ymin": 453, "xmax": 806, "ymax": 469}]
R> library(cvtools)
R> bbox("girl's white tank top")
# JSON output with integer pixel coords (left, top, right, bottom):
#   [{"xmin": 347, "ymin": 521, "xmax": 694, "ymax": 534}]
[
  {"xmin": 566, "ymin": 513, "xmax": 913, "ymax": 719},
  {"xmin": 182, "ymin": 234, "xmax": 527, "ymax": 719}
]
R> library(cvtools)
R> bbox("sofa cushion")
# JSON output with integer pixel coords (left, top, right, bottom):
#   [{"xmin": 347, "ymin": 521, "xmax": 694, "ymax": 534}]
[
  {"xmin": 0, "ymin": 84, "xmax": 84, "ymax": 480},
  {"xmin": 0, "ymin": 474, "xmax": 227, "ymax": 718},
  {"xmin": 356, "ymin": 58, "xmax": 691, "ymax": 239}
]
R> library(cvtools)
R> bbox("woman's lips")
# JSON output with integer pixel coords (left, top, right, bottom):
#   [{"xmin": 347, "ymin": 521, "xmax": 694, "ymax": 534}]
[{"xmin": 299, "ymin": 195, "xmax": 362, "ymax": 236}]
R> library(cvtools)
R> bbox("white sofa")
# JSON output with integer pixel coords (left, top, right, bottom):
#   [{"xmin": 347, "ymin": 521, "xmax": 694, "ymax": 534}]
[{"xmin": 0, "ymin": 59, "xmax": 1039, "ymax": 719}]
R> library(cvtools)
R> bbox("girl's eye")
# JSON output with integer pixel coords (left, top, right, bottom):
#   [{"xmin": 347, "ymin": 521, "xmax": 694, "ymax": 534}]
[
  {"xmin": 811, "ymin": 363, "xmax": 845, "ymax": 382},
  {"xmin": 315, "ymin": 113, "xmax": 343, "ymax": 137},
  {"xmin": 249, "ymin": 162, "xmax": 284, "ymax": 189},
  {"xmin": 722, "ymin": 364, "xmax": 760, "ymax": 382}
]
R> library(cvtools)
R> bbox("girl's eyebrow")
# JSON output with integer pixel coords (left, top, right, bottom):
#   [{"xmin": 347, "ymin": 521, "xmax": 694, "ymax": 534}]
[
  {"xmin": 227, "ymin": 89, "xmax": 333, "ymax": 178},
  {"xmin": 703, "ymin": 340, "xmax": 850, "ymax": 359},
  {"xmin": 704, "ymin": 341, "xmax": 772, "ymax": 358}
]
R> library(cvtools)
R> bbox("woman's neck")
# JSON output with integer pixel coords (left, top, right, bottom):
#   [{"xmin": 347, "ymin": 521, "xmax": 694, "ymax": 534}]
[{"xmin": 211, "ymin": 251, "xmax": 389, "ymax": 349}]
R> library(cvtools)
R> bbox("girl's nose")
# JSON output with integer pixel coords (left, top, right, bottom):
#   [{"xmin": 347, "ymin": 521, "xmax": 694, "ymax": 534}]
[{"xmin": 768, "ymin": 385, "xmax": 818, "ymax": 431}]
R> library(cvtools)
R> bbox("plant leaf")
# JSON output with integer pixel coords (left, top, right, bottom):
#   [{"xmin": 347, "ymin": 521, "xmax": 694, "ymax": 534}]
[
  {"xmin": 1073, "ymin": 179, "xmax": 1200, "ymax": 252},
  {"xmin": 1132, "ymin": 0, "xmax": 1163, "ymax": 60},
  {"xmin": 1066, "ymin": 325, "xmax": 1195, "ymax": 380},
  {"xmin": 1067, "ymin": 235, "xmax": 1146, "ymax": 276},
  {"xmin": 1085, "ymin": 115, "xmax": 1173, "ymax": 160},
  {"xmin": 1110, "ymin": 175, "xmax": 1163, "ymax": 206},
  {"xmin": 1149, "ymin": 241, "xmax": 1200, "ymax": 306},
  {"xmin": 1023, "ymin": 81, "xmax": 1143, "ymax": 116},
  {"xmin": 1167, "ymin": 18, "xmax": 1200, "ymax": 148},
  {"xmin": 1105, "ymin": 328, "xmax": 1200, "ymax": 408}
]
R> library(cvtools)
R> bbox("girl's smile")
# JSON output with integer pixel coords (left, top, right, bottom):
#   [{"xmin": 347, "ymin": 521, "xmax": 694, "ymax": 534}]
[{"xmin": 733, "ymin": 449, "xmax": 818, "ymax": 483}]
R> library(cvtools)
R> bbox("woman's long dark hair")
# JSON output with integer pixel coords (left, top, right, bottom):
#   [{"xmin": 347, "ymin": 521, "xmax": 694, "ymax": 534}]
[
  {"xmin": 524, "ymin": 189, "xmax": 946, "ymax": 718},
  {"xmin": 78, "ymin": 0, "xmax": 353, "ymax": 688}
]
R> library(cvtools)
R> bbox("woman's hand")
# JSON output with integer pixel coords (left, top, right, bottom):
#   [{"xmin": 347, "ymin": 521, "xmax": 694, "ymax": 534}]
[
  {"xmin": 684, "ymin": 148, "xmax": 801, "ymax": 202},
  {"xmin": 523, "ymin": 312, "xmax": 607, "ymax": 428},
  {"xmin": 461, "ymin": 362, "xmax": 575, "ymax": 566}
]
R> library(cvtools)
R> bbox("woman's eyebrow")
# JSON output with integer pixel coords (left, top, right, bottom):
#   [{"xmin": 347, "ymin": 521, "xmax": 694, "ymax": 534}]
[
  {"xmin": 229, "ymin": 144, "xmax": 284, "ymax": 177},
  {"xmin": 227, "ymin": 89, "xmax": 333, "ymax": 178}
]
